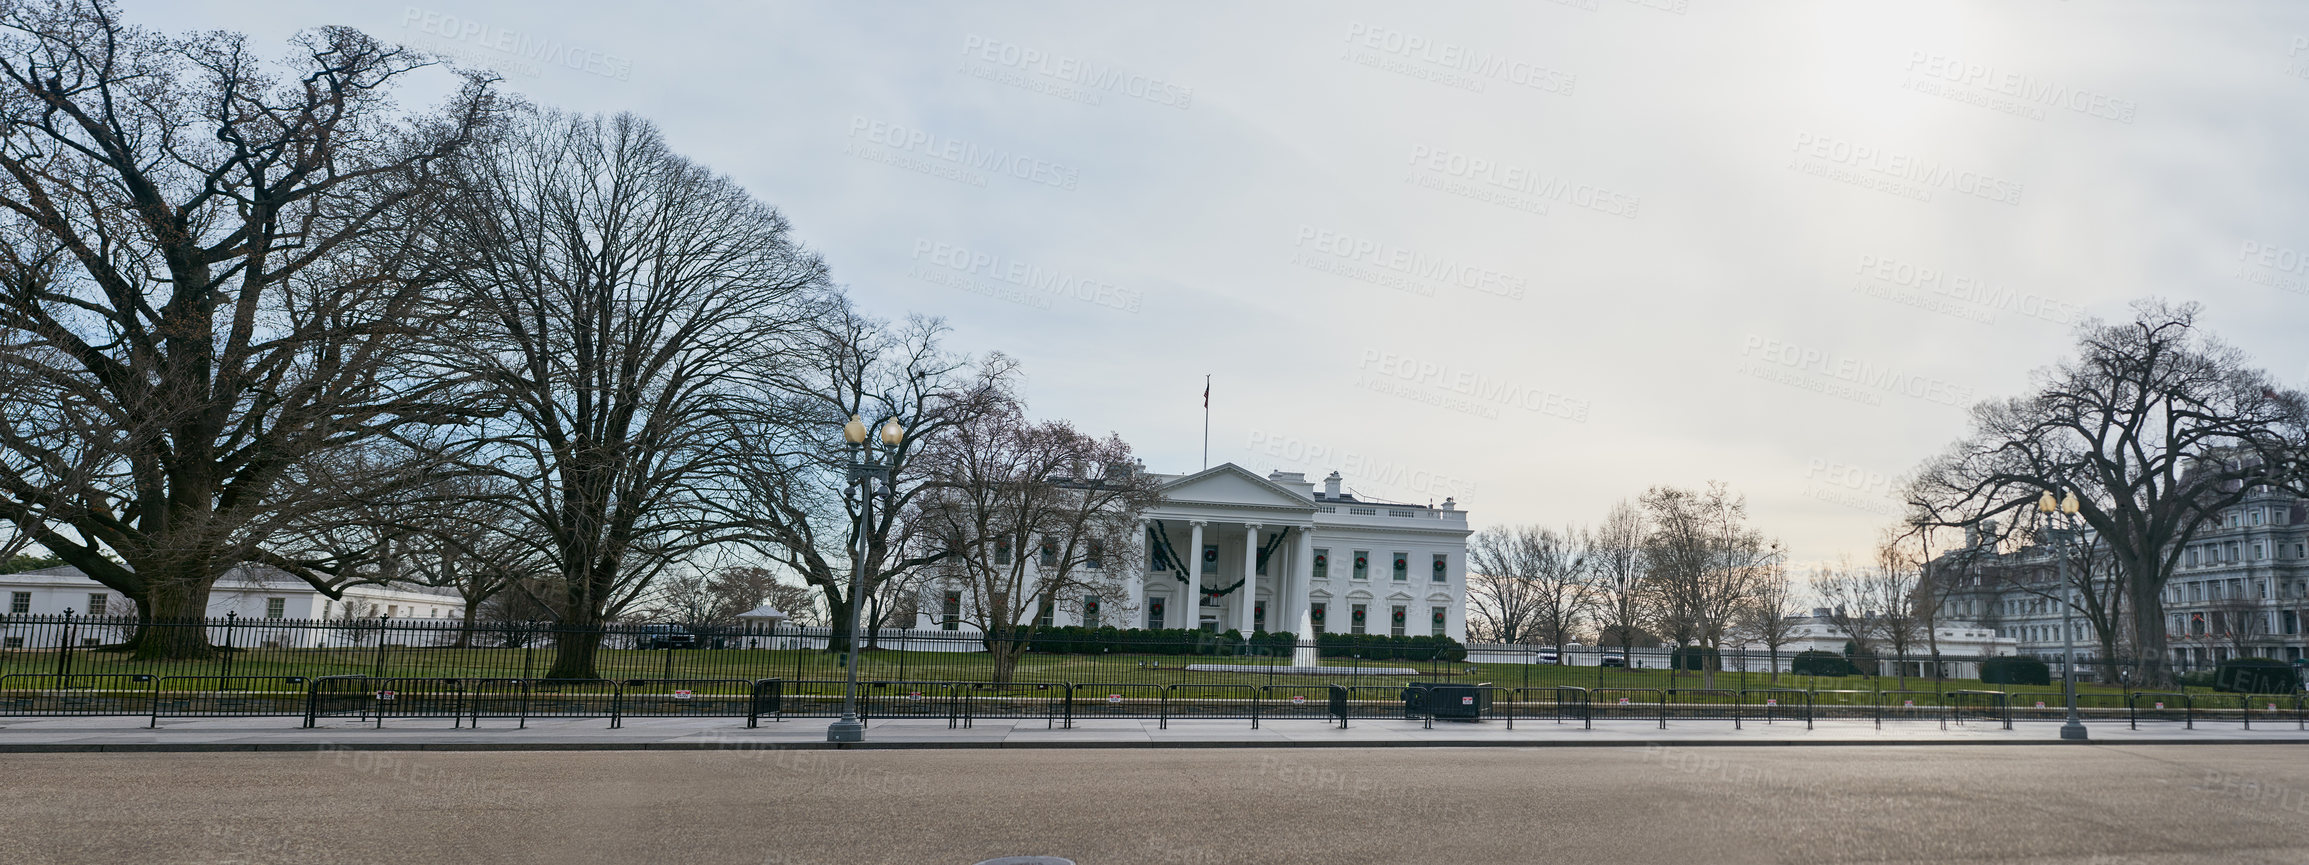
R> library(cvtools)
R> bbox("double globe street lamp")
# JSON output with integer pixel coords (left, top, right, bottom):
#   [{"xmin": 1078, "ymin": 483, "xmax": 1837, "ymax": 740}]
[
  {"xmin": 827, "ymin": 413, "xmax": 904, "ymax": 744},
  {"xmin": 2036, "ymin": 488, "xmax": 2089, "ymax": 741}
]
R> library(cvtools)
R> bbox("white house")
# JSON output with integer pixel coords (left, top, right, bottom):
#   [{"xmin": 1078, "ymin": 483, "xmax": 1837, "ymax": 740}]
[
  {"xmin": 919, "ymin": 464, "xmax": 1473, "ymax": 640},
  {"xmin": 0, "ymin": 564, "xmax": 466, "ymax": 649}
]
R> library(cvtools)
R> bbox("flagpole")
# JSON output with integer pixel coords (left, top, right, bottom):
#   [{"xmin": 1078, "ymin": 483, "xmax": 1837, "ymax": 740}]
[{"xmin": 1202, "ymin": 374, "xmax": 1211, "ymax": 470}]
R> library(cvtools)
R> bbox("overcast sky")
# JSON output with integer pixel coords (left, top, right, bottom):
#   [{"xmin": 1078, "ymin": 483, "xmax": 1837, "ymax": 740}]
[{"xmin": 126, "ymin": 1, "xmax": 2309, "ymax": 569}]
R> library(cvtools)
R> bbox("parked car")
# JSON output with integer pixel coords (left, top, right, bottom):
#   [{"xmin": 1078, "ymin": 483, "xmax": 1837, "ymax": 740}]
[
  {"xmin": 1534, "ymin": 649, "xmax": 1560, "ymax": 664},
  {"xmin": 1600, "ymin": 653, "xmax": 1626, "ymax": 668},
  {"xmin": 636, "ymin": 624, "xmax": 698, "ymax": 649}
]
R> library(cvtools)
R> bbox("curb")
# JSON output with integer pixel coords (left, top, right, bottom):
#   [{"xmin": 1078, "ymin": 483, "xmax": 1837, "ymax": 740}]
[{"xmin": 6, "ymin": 736, "xmax": 2309, "ymax": 753}]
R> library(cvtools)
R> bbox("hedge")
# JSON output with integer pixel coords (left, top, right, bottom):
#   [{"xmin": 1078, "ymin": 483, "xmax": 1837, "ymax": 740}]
[
  {"xmin": 1010, "ymin": 626, "xmax": 1464, "ymax": 661},
  {"xmin": 1669, "ymin": 645, "xmax": 1720, "ymax": 671},
  {"xmin": 1981, "ymin": 656, "xmax": 2051, "ymax": 686},
  {"xmin": 1790, "ymin": 650, "xmax": 1854, "ymax": 677},
  {"xmin": 2213, "ymin": 657, "xmax": 2302, "ymax": 694}
]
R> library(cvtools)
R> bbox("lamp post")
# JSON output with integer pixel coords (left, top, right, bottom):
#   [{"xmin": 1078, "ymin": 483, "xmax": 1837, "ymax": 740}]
[
  {"xmin": 827, "ymin": 413, "xmax": 904, "ymax": 744},
  {"xmin": 2038, "ymin": 489, "xmax": 2089, "ymax": 741}
]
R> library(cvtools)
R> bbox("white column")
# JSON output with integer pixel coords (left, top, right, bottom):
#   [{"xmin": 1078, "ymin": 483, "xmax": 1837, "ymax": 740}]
[
  {"xmin": 1242, "ymin": 524, "xmax": 1261, "ymax": 633},
  {"xmin": 1187, "ymin": 520, "xmax": 1206, "ymax": 630},
  {"xmin": 1131, "ymin": 519, "xmax": 1149, "ymax": 629},
  {"xmin": 1294, "ymin": 526, "xmax": 1315, "ymax": 635}
]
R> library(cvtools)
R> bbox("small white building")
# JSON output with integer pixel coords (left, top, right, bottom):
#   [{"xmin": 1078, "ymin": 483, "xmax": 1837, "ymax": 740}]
[
  {"xmin": 1720, "ymin": 612, "xmax": 2018, "ymax": 678},
  {"xmin": 0, "ymin": 565, "xmax": 465, "ymax": 649},
  {"xmin": 919, "ymin": 464, "xmax": 1473, "ymax": 640}
]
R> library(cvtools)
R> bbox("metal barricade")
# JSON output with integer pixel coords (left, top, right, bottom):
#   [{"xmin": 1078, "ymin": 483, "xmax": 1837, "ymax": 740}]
[
  {"xmin": 304, "ymin": 677, "xmax": 470, "ymax": 729},
  {"xmin": 858, "ymin": 681, "xmax": 963, "ymax": 728},
  {"xmin": 1808, "ymin": 689, "xmax": 1874, "ymax": 723},
  {"xmin": 1591, "ymin": 688, "xmax": 1666, "ymax": 728},
  {"xmin": 1165, "ymin": 683, "xmax": 1261, "ymax": 727},
  {"xmin": 1944, "ymin": 690, "xmax": 2010, "ymax": 730},
  {"xmin": 1511, "ymin": 686, "xmax": 1590, "ymax": 730},
  {"xmin": 1257, "ymin": 685, "xmax": 1331, "ymax": 723},
  {"xmin": 150, "ymin": 676, "xmax": 309, "ymax": 727},
  {"xmin": 2127, "ymin": 692, "xmax": 2192, "ymax": 729},
  {"xmin": 1663, "ymin": 688, "xmax": 1741, "ymax": 728},
  {"xmin": 959, "ymin": 682, "xmax": 1066, "ymax": 729},
  {"xmin": 1324, "ymin": 685, "xmax": 1409, "ymax": 727},
  {"xmin": 1070, "ymin": 683, "xmax": 1169, "ymax": 728},
  {"xmin": 1872, "ymin": 690, "xmax": 1947, "ymax": 729},
  {"xmin": 0, "ymin": 673, "xmax": 155, "ymax": 717},
  {"xmin": 1739, "ymin": 689, "xmax": 1811, "ymax": 730},
  {"xmin": 616, "ymin": 679, "xmax": 755, "ymax": 728}
]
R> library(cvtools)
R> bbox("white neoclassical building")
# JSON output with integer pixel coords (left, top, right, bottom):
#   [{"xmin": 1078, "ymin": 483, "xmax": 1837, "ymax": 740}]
[{"xmin": 919, "ymin": 463, "xmax": 1473, "ymax": 640}]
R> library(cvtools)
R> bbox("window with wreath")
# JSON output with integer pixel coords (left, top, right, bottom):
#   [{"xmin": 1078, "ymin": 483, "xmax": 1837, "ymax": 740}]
[
  {"xmin": 1389, "ymin": 604, "xmax": 1407, "ymax": 637},
  {"xmin": 1311, "ymin": 601, "xmax": 1326, "ymax": 630},
  {"xmin": 1350, "ymin": 603, "xmax": 1367, "ymax": 635},
  {"xmin": 1431, "ymin": 606, "xmax": 1447, "ymax": 633},
  {"xmin": 1391, "ymin": 552, "xmax": 1408, "ymax": 581},
  {"xmin": 1351, "ymin": 551, "xmax": 1368, "ymax": 580},
  {"xmin": 1312, "ymin": 548, "xmax": 1328, "ymax": 579},
  {"xmin": 1430, "ymin": 553, "xmax": 1448, "ymax": 582}
]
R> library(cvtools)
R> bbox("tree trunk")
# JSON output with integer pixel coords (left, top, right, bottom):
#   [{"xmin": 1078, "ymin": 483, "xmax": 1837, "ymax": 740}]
[
  {"xmin": 127, "ymin": 579, "xmax": 216, "ymax": 661},
  {"xmin": 455, "ymin": 603, "xmax": 480, "ymax": 649},
  {"xmin": 989, "ymin": 639, "xmax": 1023, "ymax": 685},
  {"xmin": 2128, "ymin": 570, "xmax": 2172, "ymax": 688},
  {"xmin": 544, "ymin": 619, "xmax": 604, "ymax": 680},
  {"xmin": 823, "ymin": 591, "xmax": 855, "ymax": 653}
]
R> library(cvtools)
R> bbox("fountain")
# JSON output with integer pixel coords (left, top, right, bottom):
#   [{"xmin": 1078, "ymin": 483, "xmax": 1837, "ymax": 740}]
[{"xmin": 1292, "ymin": 608, "xmax": 1320, "ymax": 668}]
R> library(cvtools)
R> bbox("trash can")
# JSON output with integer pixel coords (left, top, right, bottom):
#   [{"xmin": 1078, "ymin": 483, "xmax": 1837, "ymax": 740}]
[{"xmin": 1406, "ymin": 681, "xmax": 1491, "ymax": 721}]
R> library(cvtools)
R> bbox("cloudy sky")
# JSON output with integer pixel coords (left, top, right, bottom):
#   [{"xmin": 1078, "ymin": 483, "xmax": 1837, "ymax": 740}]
[{"xmin": 126, "ymin": 1, "xmax": 2309, "ymax": 568}]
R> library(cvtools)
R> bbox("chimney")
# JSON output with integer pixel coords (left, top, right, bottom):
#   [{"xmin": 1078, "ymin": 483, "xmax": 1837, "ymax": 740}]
[
  {"xmin": 1440, "ymin": 497, "xmax": 1457, "ymax": 511},
  {"xmin": 1322, "ymin": 471, "xmax": 1342, "ymax": 498}
]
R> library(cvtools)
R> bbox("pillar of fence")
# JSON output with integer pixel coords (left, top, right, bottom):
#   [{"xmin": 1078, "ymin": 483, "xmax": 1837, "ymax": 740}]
[
  {"xmin": 219, "ymin": 611, "xmax": 237, "ymax": 680},
  {"xmin": 53, "ymin": 608, "xmax": 75, "ymax": 683},
  {"xmin": 370, "ymin": 615, "xmax": 392, "ymax": 678}
]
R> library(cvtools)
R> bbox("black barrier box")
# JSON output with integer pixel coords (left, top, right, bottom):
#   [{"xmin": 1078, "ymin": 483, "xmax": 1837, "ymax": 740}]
[{"xmin": 1409, "ymin": 682, "xmax": 1491, "ymax": 721}]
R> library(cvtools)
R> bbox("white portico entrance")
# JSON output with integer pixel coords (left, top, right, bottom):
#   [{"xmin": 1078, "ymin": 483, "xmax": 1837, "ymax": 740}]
[{"xmin": 1137, "ymin": 465, "xmax": 1317, "ymax": 635}]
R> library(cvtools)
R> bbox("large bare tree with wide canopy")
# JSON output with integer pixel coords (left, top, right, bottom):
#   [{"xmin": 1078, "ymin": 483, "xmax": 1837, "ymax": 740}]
[
  {"xmin": 1906, "ymin": 300, "xmax": 2309, "ymax": 686},
  {"xmin": 0, "ymin": 1, "xmax": 497, "ymax": 657}
]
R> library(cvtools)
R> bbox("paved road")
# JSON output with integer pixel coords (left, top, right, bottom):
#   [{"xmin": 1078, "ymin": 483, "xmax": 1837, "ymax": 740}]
[{"xmin": 3, "ymin": 745, "xmax": 2304, "ymax": 864}]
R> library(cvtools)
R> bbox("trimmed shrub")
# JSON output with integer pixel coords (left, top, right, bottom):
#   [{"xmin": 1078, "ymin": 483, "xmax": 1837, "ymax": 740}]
[
  {"xmin": 1670, "ymin": 645, "xmax": 1720, "ymax": 671},
  {"xmin": 2213, "ymin": 657, "xmax": 2301, "ymax": 694},
  {"xmin": 1790, "ymin": 650, "xmax": 1853, "ymax": 677},
  {"xmin": 1981, "ymin": 656, "xmax": 2051, "ymax": 686}
]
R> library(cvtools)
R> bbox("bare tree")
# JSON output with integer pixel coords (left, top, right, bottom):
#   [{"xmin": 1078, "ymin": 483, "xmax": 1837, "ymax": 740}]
[
  {"xmin": 1811, "ymin": 561, "xmax": 1876, "ymax": 674},
  {"xmin": 1869, "ymin": 533, "xmax": 1927, "ymax": 688},
  {"xmin": 1906, "ymin": 300, "xmax": 2309, "ymax": 686},
  {"xmin": 911, "ymin": 406, "xmax": 1161, "ymax": 683},
  {"xmin": 433, "ymin": 109, "xmax": 823, "ymax": 678},
  {"xmin": 0, "ymin": 2, "xmax": 498, "ymax": 657},
  {"xmin": 1643, "ymin": 482, "xmax": 1775, "ymax": 687},
  {"xmin": 730, "ymin": 302, "xmax": 1015, "ymax": 651},
  {"xmin": 1466, "ymin": 524, "xmax": 1591, "ymax": 653},
  {"xmin": 1737, "ymin": 557, "xmax": 1801, "ymax": 683},
  {"xmin": 1590, "ymin": 500, "xmax": 1652, "ymax": 665}
]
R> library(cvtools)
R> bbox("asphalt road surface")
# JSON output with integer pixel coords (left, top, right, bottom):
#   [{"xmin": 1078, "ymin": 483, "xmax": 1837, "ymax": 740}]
[{"xmin": 3, "ymin": 744, "xmax": 2305, "ymax": 865}]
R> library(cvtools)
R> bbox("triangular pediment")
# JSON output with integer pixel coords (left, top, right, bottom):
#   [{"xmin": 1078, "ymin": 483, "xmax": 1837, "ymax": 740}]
[{"xmin": 1158, "ymin": 463, "xmax": 1316, "ymax": 512}]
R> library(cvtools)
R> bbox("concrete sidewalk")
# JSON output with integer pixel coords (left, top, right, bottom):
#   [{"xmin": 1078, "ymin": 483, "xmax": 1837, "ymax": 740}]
[{"xmin": 4, "ymin": 713, "xmax": 2308, "ymax": 751}]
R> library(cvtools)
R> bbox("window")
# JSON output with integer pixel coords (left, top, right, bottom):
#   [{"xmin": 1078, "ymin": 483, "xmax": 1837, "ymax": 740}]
[
  {"xmin": 994, "ymin": 538, "xmax": 1012, "ymax": 566},
  {"xmin": 1, "ymin": 637, "xmax": 19, "ymax": 648},
  {"xmin": 2253, "ymin": 509, "xmax": 2265, "ymax": 526},
  {"xmin": 1147, "ymin": 597, "xmax": 1165, "ymax": 630},
  {"xmin": 8, "ymin": 592, "xmax": 27, "ymax": 614},
  {"xmin": 1253, "ymin": 600, "xmax": 1266, "ymax": 632},
  {"xmin": 1390, "ymin": 605, "xmax": 1407, "ymax": 637},
  {"xmin": 941, "ymin": 590, "xmax": 961, "ymax": 630},
  {"xmin": 1312, "ymin": 549, "xmax": 1328, "ymax": 579},
  {"xmin": 1083, "ymin": 595, "xmax": 1101, "ymax": 629},
  {"xmin": 1085, "ymin": 541, "xmax": 1103, "ymax": 570},
  {"xmin": 1034, "ymin": 602, "xmax": 1054, "ymax": 629},
  {"xmin": 1350, "ymin": 603, "xmax": 1367, "ymax": 635},
  {"xmin": 1038, "ymin": 537, "xmax": 1058, "ymax": 568},
  {"xmin": 1310, "ymin": 602, "xmax": 1326, "ymax": 631},
  {"xmin": 265, "ymin": 598, "xmax": 286, "ymax": 619},
  {"xmin": 2186, "ymin": 548, "xmax": 2198, "ymax": 567},
  {"xmin": 1203, "ymin": 545, "xmax": 1220, "ymax": 574},
  {"xmin": 1431, "ymin": 606, "xmax": 1446, "ymax": 633},
  {"xmin": 1431, "ymin": 554, "xmax": 1448, "ymax": 583},
  {"xmin": 1352, "ymin": 551, "xmax": 1369, "ymax": 580},
  {"xmin": 2254, "ymin": 542, "xmax": 2266, "ymax": 560},
  {"xmin": 80, "ymin": 637, "xmax": 98, "ymax": 647},
  {"xmin": 1391, "ymin": 552, "xmax": 1408, "ymax": 582},
  {"xmin": 87, "ymin": 594, "xmax": 106, "ymax": 616}
]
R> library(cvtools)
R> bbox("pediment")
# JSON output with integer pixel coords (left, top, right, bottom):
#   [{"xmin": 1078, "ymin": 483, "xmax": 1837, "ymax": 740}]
[{"xmin": 1159, "ymin": 463, "xmax": 1317, "ymax": 512}]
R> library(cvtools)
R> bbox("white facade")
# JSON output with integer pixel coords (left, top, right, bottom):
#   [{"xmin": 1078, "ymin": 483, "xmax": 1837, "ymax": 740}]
[
  {"xmin": 0, "ymin": 565, "xmax": 466, "ymax": 649},
  {"xmin": 918, "ymin": 464, "xmax": 1473, "ymax": 640}
]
